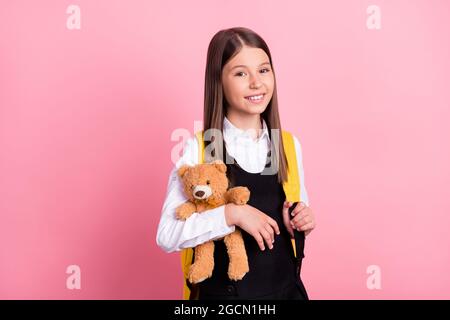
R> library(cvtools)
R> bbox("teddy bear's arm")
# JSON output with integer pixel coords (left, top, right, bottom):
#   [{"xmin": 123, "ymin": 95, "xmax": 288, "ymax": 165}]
[
  {"xmin": 175, "ymin": 202, "xmax": 197, "ymax": 220},
  {"xmin": 225, "ymin": 186, "xmax": 250, "ymax": 205}
]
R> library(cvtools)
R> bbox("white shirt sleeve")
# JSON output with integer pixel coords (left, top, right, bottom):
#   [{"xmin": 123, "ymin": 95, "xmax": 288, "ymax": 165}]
[
  {"xmin": 292, "ymin": 135, "xmax": 310, "ymax": 207},
  {"xmin": 156, "ymin": 136, "xmax": 236, "ymax": 253}
]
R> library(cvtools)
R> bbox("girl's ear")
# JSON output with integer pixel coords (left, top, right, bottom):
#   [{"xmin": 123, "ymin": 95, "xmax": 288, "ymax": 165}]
[
  {"xmin": 212, "ymin": 160, "xmax": 227, "ymax": 173},
  {"xmin": 178, "ymin": 165, "xmax": 191, "ymax": 178}
]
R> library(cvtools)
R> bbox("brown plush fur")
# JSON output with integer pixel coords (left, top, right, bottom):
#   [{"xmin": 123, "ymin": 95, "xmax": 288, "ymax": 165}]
[{"xmin": 176, "ymin": 160, "xmax": 250, "ymax": 284}]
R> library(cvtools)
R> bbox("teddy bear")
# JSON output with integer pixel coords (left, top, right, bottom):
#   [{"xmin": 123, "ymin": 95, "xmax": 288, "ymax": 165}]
[{"xmin": 176, "ymin": 159, "xmax": 250, "ymax": 284}]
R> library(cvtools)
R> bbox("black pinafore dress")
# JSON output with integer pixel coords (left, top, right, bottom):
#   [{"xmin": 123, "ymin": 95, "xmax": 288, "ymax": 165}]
[{"xmin": 197, "ymin": 141, "xmax": 309, "ymax": 300}]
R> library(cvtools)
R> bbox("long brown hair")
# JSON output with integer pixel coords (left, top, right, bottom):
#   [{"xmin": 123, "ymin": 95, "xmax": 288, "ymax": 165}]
[{"xmin": 203, "ymin": 27, "xmax": 288, "ymax": 184}]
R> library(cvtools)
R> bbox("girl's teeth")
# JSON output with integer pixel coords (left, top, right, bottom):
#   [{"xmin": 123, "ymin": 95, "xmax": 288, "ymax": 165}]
[{"xmin": 247, "ymin": 94, "xmax": 263, "ymax": 101}]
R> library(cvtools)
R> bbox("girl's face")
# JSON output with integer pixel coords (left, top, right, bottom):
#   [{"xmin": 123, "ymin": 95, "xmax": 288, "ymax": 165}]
[{"xmin": 221, "ymin": 46, "xmax": 274, "ymax": 116}]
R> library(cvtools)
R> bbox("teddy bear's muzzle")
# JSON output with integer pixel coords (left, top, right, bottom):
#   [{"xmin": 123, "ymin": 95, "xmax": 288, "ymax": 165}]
[{"xmin": 193, "ymin": 185, "xmax": 212, "ymax": 200}]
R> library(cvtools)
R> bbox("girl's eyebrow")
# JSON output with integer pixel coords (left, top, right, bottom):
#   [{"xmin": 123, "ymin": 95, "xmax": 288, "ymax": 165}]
[{"xmin": 230, "ymin": 61, "xmax": 270, "ymax": 70}]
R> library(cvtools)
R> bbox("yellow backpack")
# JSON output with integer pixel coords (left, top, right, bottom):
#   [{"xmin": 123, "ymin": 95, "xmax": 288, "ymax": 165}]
[{"xmin": 181, "ymin": 130, "xmax": 303, "ymax": 300}]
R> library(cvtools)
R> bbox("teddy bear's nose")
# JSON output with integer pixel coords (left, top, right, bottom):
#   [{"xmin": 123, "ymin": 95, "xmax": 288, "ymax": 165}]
[{"xmin": 195, "ymin": 190, "xmax": 205, "ymax": 197}]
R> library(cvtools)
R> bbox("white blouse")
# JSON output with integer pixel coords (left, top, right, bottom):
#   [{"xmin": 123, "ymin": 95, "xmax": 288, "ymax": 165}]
[{"xmin": 156, "ymin": 117, "xmax": 310, "ymax": 253}]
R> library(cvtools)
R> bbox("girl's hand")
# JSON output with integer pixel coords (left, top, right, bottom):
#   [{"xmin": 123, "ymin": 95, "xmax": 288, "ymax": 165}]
[
  {"xmin": 225, "ymin": 203, "xmax": 280, "ymax": 251},
  {"xmin": 282, "ymin": 201, "xmax": 316, "ymax": 238}
]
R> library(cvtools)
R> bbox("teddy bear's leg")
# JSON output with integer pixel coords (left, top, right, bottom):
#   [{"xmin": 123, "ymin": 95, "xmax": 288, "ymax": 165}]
[
  {"xmin": 188, "ymin": 241, "xmax": 215, "ymax": 284},
  {"xmin": 224, "ymin": 229, "xmax": 249, "ymax": 281}
]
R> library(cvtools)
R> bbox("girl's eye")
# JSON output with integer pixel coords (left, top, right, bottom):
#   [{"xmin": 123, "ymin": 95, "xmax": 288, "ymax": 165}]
[
  {"xmin": 206, "ymin": 180, "xmax": 210, "ymax": 185},
  {"xmin": 235, "ymin": 69, "xmax": 270, "ymax": 77}
]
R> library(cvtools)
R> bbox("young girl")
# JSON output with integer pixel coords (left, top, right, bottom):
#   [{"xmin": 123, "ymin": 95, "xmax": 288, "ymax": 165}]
[{"xmin": 157, "ymin": 27, "xmax": 316, "ymax": 300}]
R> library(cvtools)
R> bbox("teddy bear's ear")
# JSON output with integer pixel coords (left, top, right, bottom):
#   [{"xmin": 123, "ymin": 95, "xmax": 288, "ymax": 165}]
[
  {"xmin": 177, "ymin": 165, "xmax": 191, "ymax": 178},
  {"xmin": 212, "ymin": 159, "xmax": 227, "ymax": 173}
]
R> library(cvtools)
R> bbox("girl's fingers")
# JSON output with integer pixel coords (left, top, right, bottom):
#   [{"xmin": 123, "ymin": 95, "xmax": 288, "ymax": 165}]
[
  {"xmin": 300, "ymin": 222, "xmax": 315, "ymax": 232},
  {"xmin": 253, "ymin": 232, "xmax": 265, "ymax": 251},
  {"xmin": 292, "ymin": 217, "xmax": 315, "ymax": 230},
  {"xmin": 282, "ymin": 201, "xmax": 292, "ymax": 217},
  {"xmin": 291, "ymin": 202, "xmax": 307, "ymax": 216},
  {"xmin": 266, "ymin": 216, "xmax": 280, "ymax": 235},
  {"xmin": 285, "ymin": 201, "xmax": 303, "ymax": 218},
  {"xmin": 283, "ymin": 201, "xmax": 293, "ymax": 208},
  {"xmin": 260, "ymin": 228, "xmax": 273, "ymax": 250},
  {"xmin": 289, "ymin": 205, "xmax": 316, "ymax": 233},
  {"xmin": 264, "ymin": 223, "xmax": 274, "ymax": 245},
  {"xmin": 293, "ymin": 213, "xmax": 311, "ymax": 226}
]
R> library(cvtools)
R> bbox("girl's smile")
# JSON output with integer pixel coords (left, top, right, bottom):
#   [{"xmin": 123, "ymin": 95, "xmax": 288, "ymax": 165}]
[{"xmin": 245, "ymin": 93, "xmax": 266, "ymax": 104}]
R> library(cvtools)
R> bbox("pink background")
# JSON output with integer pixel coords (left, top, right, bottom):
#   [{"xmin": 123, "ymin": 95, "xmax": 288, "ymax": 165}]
[{"xmin": 1, "ymin": 0, "xmax": 449, "ymax": 299}]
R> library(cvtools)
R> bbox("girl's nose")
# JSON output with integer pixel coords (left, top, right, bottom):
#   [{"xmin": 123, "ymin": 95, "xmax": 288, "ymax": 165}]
[
  {"xmin": 249, "ymin": 73, "xmax": 263, "ymax": 89},
  {"xmin": 250, "ymin": 79, "xmax": 262, "ymax": 89}
]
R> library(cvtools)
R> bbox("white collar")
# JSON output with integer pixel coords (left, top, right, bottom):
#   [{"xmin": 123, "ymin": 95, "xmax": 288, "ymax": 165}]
[{"xmin": 223, "ymin": 116, "xmax": 269, "ymax": 142}]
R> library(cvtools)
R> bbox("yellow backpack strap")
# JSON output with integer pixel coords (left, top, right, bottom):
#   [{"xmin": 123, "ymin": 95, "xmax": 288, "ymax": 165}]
[
  {"xmin": 195, "ymin": 131, "xmax": 205, "ymax": 164},
  {"xmin": 180, "ymin": 131, "xmax": 204, "ymax": 300},
  {"xmin": 281, "ymin": 130, "xmax": 300, "ymax": 203},
  {"xmin": 181, "ymin": 248, "xmax": 194, "ymax": 299},
  {"xmin": 281, "ymin": 131, "xmax": 302, "ymax": 259}
]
